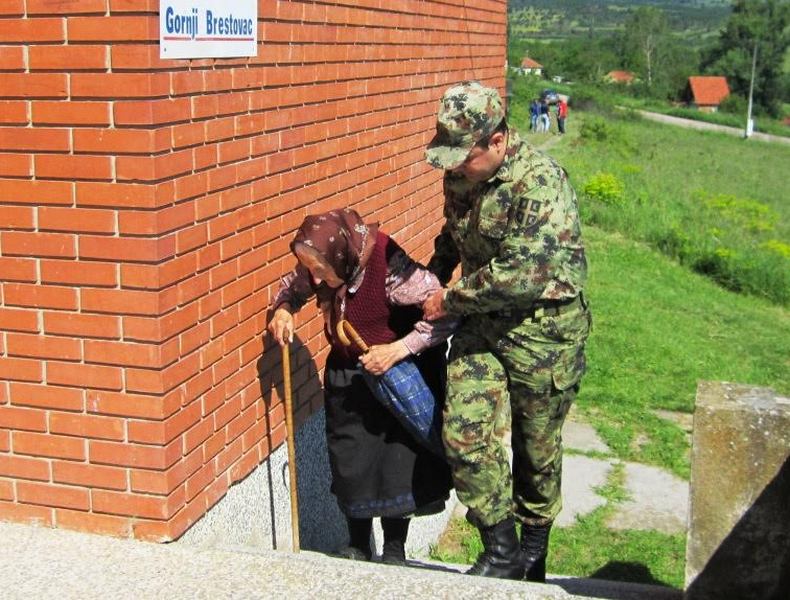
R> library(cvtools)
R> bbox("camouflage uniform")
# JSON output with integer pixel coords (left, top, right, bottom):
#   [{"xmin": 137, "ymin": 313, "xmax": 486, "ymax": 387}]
[{"xmin": 426, "ymin": 82, "xmax": 591, "ymax": 529}]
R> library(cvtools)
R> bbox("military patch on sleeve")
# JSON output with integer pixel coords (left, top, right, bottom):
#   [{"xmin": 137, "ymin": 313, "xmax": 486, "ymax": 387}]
[{"xmin": 515, "ymin": 198, "xmax": 541, "ymax": 227}]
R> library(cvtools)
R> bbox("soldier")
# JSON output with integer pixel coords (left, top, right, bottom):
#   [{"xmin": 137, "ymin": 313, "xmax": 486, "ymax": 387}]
[{"xmin": 422, "ymin": 81, "xmax": 592, "ymax": 581}]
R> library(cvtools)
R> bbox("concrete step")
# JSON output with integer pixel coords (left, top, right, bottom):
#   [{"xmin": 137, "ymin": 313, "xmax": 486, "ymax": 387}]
[
  {"xmin": 218, "ymin": 544, "xmax": 683, "ymax": 600},
  {"xmin": 0, "ymin": 521, "xmax": 682, "ymax": 600}
]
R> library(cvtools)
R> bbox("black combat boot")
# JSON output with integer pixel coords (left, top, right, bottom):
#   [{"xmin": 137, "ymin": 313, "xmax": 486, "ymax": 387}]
[
  {"xmin": 521, "ymin": 521, "xmax": 552, "ymax": 582},
  {"xmin": 466, "ymin": 518, "xmax": 524, "ymax": 580}
]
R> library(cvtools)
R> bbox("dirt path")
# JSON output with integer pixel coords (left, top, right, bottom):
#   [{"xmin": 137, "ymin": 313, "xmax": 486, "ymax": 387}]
[{"xmin": 524, "ymin": 130, "xmax": 566, "ymax": 152}]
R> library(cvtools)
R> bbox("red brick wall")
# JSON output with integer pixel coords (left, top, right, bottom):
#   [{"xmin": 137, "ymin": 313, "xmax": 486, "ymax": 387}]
[{"xmin": 0, "ymin": 0, "xmax": 506, "ymax": 541}]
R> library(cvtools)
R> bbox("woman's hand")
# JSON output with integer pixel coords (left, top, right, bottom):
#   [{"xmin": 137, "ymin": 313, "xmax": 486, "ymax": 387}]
[
  {"xmin": 359, "ymin": 341, "xmax": 410, "ymax": 375},
  {"xmin": 267, "ymin": 306, "xmax": 294, "ymax": 347}
]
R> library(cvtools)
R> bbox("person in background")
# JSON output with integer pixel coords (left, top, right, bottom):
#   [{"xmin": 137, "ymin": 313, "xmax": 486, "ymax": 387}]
[
  {"xmin": 539, "ymin": 99, "xmax": 551, "ymax": 133},
  {"xmin": 267, "ymin": 209, "xmax": 453, "ymax": 566},
  {"xmin": 556, "ymin": 98, "xmax": 568, "ymax": 135},
  {"xmin": 423, "ymin": 81, "xmax": 592, "ymax": 582},
  {"xmin": 529, "ymin": 98, "xmax": 540, "ymax": 132}
]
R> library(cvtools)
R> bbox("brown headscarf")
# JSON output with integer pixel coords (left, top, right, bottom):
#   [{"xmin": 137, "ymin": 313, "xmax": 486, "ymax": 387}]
[{"xmin": 290, "ymin": 209, "xmax": 379, "ymax": 331}]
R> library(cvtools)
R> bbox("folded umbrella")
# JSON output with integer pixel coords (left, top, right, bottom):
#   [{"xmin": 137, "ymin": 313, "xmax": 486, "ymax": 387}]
[{"xmin": 336, "ymin": 319, "xmax": 445, "ymax": 457}]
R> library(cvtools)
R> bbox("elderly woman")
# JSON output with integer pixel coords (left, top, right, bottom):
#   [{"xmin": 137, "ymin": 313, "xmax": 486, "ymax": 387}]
[{"xmin": 267, "ymin": 208, "xmax": 453, "ymax": 565}]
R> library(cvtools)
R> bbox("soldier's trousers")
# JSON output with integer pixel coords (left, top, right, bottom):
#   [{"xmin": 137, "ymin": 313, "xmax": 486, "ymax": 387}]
[{"xmin": 442, "ymin": 303, "xmax": 590, "ymax": 528}]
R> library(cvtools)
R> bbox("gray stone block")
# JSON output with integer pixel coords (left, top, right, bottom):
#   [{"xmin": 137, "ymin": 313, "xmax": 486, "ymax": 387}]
[
  {"xmin": 176, "ymin": 408, "xmax": 346, "ymax": 553},
  {"xmin": 176, "ymin": 408, "xmax": 457, "ymax": 559},
  {"xmin": 685, "ymin": 381, "xmax": 790, "ymax": 600}
]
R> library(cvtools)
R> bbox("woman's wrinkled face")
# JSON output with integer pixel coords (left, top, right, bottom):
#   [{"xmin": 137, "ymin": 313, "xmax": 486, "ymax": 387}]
[{"xmin": 294, "ymin": 243, "xmax": 344, "ymax": 289}]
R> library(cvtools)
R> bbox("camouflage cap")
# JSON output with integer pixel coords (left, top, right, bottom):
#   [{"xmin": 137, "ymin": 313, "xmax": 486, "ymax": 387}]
[{"xmin": 425, "ymin": 81, "xmax": 505, "ymax": 170}]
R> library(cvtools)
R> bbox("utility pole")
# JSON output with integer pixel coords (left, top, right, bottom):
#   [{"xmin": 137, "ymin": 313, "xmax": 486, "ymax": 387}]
[{"xmin": 745, "ymin": 42, "xmax": 757, "ymax": 138}]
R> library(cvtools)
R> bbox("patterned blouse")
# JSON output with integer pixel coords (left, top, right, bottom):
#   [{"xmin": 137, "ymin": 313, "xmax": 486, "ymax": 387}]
[{"xmin": 273, "ymin": 245, "xmax": 456, "ymax": 355}]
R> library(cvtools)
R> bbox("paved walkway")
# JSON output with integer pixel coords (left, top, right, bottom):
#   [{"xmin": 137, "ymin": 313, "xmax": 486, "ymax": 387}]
[
  {"xmin": 453, "ymin": 406, "xmax": 689, "ymax": 534},
  {"xmin": 551, "ymin": 406, "xmax": 688, "ymax": 534},
  {"xmin": 630, "ymin": 109, "xmax": 790, "ymax": 145}
]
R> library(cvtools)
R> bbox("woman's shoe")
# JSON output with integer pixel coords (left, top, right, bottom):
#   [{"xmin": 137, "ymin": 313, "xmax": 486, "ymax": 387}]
[
  {"xmin": 381, "ymin": 540, "xmax": 406, "ymax": 565},
  {"xmin": 334, "ymin": 545, "xmax": 372, "ymax": 561}
]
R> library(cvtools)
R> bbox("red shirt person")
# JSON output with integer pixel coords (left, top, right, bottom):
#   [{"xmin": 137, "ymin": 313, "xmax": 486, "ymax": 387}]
[{"xmin": 556, "ymin": 99, "xmax": 568, "ymax": 134}]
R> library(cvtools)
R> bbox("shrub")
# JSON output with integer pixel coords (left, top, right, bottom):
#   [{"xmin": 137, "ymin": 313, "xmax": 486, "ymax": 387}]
[
  {"xmin": 719, "ymin": 94, "xmax": 748, "ymax": 116},
  {"xmin": 762, "ymin": 239, "xmax": 790, "ymax": 259},
  {"xmin": 583, "ymin": 172, "xmax": 626, "ymax": 205},
  {"xmin": 698, "ymin": 192, "xmax": 778, "ymax": 234},
  {"xmin": 579, "ymin": 117, "xmax": 614, "ymax": 142}
]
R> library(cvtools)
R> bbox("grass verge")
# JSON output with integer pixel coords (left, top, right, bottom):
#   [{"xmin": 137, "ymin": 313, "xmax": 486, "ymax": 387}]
[
  {"xmin": 578, "ymin": 227, "xmax": 789, "ymax": 479},
  {"xmin": 430, "ymin": 463, "xmax": 686, "ymax": 589},
  {"xmin": 542, "ymin": 110, "xmax": 790, "ymax": 306}
]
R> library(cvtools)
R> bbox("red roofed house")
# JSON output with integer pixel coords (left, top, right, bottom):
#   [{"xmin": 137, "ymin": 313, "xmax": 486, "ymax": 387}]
[
  {"xmin": 519, "ymin": 57, "xmax": 543, "ymax": 76},
  {"xmin": 686, "ymin": 76, "xmax": 730, "ymax": 112},
  {"xmin": 604, "ymin": 70, "xmax": 636, "ymax": 85}
]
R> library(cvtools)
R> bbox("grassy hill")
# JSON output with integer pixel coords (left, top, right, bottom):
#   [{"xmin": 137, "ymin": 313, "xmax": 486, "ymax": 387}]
[
  {"xmin": 515, "ymin": 103, "xmax": 790, "ymax": 469},
  {"xmin": 513, "ymin": 92, "xmax": 790, "ymax": 306},
  {"xmin": 577, "ymin": 227, "xmax": 789, "ymax": 479}
]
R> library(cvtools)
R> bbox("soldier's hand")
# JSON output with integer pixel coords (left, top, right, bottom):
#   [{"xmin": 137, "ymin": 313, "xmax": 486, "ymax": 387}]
[
  {"xmin": 267, "ymin": 306, "xmax": 294, "ymax": 347},
  {"xmin": 423, "ymin": 289, "xmax": 447, "ymax": 321},
  {"xmin": 359, "ymin": 341, "xmax": 409, "ymax": 375}
]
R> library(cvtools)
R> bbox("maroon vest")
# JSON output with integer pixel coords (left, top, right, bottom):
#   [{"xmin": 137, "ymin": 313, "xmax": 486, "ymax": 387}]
[{"xmin": 330, "ymin": 231, "xmax": 419, "ymax": 364}]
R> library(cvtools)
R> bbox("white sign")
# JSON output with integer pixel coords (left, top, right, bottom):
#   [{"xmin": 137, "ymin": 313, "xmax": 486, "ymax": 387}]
[{"xmin": 160, "ymin": 0, "xmax": 257, "ymax": 59}]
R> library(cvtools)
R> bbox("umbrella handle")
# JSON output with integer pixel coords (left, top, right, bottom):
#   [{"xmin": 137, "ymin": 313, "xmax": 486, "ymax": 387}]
[{"xmin": 336, "ymin": 319, "xmax": 369, "ymax": 353}]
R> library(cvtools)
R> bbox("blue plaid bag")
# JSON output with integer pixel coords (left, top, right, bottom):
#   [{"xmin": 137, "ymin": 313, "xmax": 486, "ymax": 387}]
[{"xmin": 337, "ymin": 320, "xmax": 445, "ymax": 457}]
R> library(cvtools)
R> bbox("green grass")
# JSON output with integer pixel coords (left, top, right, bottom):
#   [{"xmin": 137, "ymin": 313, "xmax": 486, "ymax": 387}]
[
  {"xmin": 579, "ymin": 228, "xmax": 789, "ymax": 479},
  {"xmin": 431, "ymin": 463, "xmax": 686, "ymax": 588},
  {"xmin": 550, "ymin": 512, "xmax": 686, "ymax": 589},
  {"xmin": 526, "ymin": 109, "xmax": 790, "ymax": 306}
]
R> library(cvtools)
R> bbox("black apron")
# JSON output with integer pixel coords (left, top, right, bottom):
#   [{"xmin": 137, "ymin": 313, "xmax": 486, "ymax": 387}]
[{"xmin": 323, "ymin": 343, "xmax": 452, "ymax": 519}]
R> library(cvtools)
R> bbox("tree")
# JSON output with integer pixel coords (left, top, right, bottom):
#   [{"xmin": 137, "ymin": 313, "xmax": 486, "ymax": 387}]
[
  {"xmin": 619, "ymin": 6, "xmax": 671, "ymax": 88},
  {"xmin": 702, "ymin": 0, "xmax": 790, "ymax": 117}
]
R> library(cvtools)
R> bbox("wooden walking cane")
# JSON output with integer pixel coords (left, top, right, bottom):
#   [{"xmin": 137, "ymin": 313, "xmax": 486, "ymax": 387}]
[{"xmin": 281, "ymin": 343, "xmax": 300, "ymax": 552}]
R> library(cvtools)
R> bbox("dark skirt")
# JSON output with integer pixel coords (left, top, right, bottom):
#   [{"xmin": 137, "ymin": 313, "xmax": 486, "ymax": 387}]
[{"xmin": 323, "ymin": 343, "xmax": 453, "ymax": 519}]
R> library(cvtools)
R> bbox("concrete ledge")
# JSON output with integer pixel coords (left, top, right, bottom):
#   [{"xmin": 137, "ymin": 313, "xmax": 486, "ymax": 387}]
[
  {"xmin": 0, "ymin": 520, "xmax": 680, "ymax": 600},
  {"xmin": 686, "ymin": 381, "xmax": 790, "ymax": 599}
]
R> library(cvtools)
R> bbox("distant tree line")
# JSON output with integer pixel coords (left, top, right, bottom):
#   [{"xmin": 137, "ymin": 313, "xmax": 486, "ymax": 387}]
[
  {"xmin": 509, "ymin": 0, "xmax": 732, "ymax": 33},
  {"xmin": 701, "ymin": 0, "xmax": 789, "ymax": 117},
  {"xmin": 509, "ymin": 0, "xmax": 788, "ymax": 117}
]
